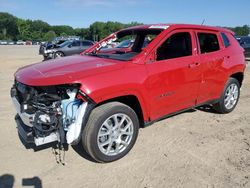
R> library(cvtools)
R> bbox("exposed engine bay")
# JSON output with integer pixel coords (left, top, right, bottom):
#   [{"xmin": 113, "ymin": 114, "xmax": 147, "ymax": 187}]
[{"xmin": 11, "ymin": 81, "xmax": 91, "ymax": 150}]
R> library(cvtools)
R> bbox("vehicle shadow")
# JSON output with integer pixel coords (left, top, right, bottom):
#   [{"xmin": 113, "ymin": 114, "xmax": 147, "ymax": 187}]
[
  {"xmin": 14, "ymin": 106, "xmax": 218, "ymax": 163},
  {"xmin": 71, "ymin": 143, "xmax": 98, "ymax": 163},
  {"xmin": 0, "ymin": 174, "xmax": 42, "ymax": 188},
  {"xmin": 196, "ymin": 104, "xmax": 220, "ymax": 114},
  {"xmin": 149, "ymin": 108, "xmax": 197, "ymax": 124}
]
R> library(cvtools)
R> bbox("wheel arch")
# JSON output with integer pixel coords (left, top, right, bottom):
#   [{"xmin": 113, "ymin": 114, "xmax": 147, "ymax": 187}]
[
  {"xmin": 230, "ymin": 72, "xmax": 244, "ymax": 87},
  {"xmin": 96, "ymin": 95, "xmax": 146, "ymax": 128}
]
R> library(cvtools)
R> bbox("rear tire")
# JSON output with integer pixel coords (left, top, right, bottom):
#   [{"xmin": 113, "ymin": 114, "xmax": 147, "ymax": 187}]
[
  {"xmin": 82, "ymin": 102, "xmax": 139, "ymax": 163},
  {"xmin": 213, "ymin": 78, "xmax": 240, "ymax": 113}
]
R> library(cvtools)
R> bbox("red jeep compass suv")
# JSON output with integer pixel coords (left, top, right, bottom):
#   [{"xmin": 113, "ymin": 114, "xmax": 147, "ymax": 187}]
[{"xmin": 11, "ymin": 24, "xmax": 246, "ymax": 162}]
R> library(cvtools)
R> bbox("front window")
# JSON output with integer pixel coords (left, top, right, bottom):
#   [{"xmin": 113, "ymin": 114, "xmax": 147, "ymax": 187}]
[
  {"xmin": 156, "ymin": 32, "xmax": 192, "ymax": 61},
  {"xmin": 85, "ymin": 28, "xmax": 164, "ymax": 61},
  {"xmin": 59, "ymin": 41, "xmax": 72, "ymax": 48}
]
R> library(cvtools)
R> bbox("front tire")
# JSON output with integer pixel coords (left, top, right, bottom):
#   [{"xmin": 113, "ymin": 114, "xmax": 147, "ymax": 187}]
[
  {"xmin": 213, "ymin": 78, "xmax": 240, "ymax": 113},
  {"xmin": 82, "ymin": 102, "xmax": 139, "ymax": 163},
  {"xmin": 54, "ymin": 51, "xmax": 64, "ymax": 58}
]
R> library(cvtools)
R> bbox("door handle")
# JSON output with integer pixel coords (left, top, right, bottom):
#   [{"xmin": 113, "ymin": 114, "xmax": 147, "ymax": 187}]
[{"xmin": 188, "ymin": 62, "xmax": 200, "ymax": 68}]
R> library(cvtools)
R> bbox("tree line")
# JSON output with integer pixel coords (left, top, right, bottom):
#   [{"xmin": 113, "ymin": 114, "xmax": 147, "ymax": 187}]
[
  {"xmin": 0, "ymin": 12, "xmax": 142, "ymax": 42},
  {"xmin": 0, "ymin": 12, "xmax": 249, "ymax": 42}
]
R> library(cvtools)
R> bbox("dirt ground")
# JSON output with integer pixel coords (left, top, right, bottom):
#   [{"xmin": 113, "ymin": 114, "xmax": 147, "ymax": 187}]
[{"xmin": 0, "ymin": 45, "xmax": 249, "ymax": 188}]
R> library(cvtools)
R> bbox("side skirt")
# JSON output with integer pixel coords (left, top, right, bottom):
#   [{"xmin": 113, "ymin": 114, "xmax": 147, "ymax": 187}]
[{"xmin": 143, "ymin": 99, "xmax": 219, "ymax": 127}]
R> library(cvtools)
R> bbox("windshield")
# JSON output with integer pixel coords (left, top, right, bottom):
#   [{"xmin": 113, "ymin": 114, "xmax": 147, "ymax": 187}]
[
  {"xmin": 85, "ymin": 28, "xmax": 163, "ymax": 61},
  {"xmin": 115, "ymin": 39, "xmax": 134, "ymax": 48}
]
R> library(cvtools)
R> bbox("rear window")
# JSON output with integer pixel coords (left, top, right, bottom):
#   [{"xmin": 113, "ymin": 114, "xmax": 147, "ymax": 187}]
[
  {"xmin": 198, "ymin": 33, "xmax": 220, "ymax": 54},
  {"xmin": 82, "ymin": 41, "xmax": 93, "ymax": 46},
  {"xmin": 221, "ymin": 33, "xmax": 230, "ymax": 48}
]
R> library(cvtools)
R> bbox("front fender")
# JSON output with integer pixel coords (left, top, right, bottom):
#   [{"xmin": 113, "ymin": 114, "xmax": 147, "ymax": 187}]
[
  {"xmin": 92, "ymin": 88, "xmax": 149, "ymax": 122},
  {"xmin": 78, "ymin": 62, "xmax": 150, "ymax": 121}
]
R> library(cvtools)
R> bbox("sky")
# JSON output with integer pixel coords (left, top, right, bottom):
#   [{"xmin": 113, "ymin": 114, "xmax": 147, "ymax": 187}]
[{"xmin": 0, "ymin": 0, "xmax": 249, "ymax": 28}]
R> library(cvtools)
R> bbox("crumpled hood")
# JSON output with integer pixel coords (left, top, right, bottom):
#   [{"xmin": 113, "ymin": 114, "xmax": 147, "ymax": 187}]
[{"xmin": 15, "ymin": 55, "xmax": 125, "ymax": 86}]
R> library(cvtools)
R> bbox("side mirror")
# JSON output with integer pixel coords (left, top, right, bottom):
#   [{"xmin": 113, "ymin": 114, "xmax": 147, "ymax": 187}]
[{"xmin": 68, "ymin": 44, "xmax": 72, "ymax": 48}]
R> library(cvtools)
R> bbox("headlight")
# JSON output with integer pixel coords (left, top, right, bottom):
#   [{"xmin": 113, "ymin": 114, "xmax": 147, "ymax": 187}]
[{"xmin": 45, "ymin": 49, "xmax": 55, "ymax": 54}]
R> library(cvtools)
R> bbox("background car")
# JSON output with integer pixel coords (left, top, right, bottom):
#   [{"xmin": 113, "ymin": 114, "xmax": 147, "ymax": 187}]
[
  {"xmin": 7, "ymin": 41, "xmax": 15, "ymax": 45},
  {"xmin": 25, "ymin": 41, "xmax": 32, "ymax": 45},
  {"xmin": 0, "ymin": 40, "xmax": 8, "ymax": 45},
  {"xmin": 16, "ymin": 40, "xmax": 26, "ymax": 45},
  {"xmin": 100, "ymin": 38, "xmax": 151, "ymax": 54},
  {"xmin": 32, "ymin": 41, "xmax": 40, "ymax": 45},
  {"xmin": 236, "ymin": 36, "xmax": 250, "ymax": 58},
  {"xmin": 43, "ymin": 40, "xmax": 95, "ymax": 59},
  {"xmin": 100, "ymin": 39, "xmax": 134, "ymax": 54},
  {"xmin": 39, "ymin": 36, "xmax": 80, "ymax": 56}
]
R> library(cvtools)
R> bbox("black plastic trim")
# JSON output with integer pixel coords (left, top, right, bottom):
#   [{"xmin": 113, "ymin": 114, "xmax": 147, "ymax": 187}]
[
  {"xmin": 78, "ymin": 90, "xmax": 96, "ymax": 104},
  {"xmin": 15, "ymin": 115, "xmax": 34, "ymax": 143},
  {"xmin": 144, "ymin": 99, "xmax": 219, "ymax": 127},
  {"xmin": 71, "ymin": 103, "xmax": 96, "ymax": 145}
]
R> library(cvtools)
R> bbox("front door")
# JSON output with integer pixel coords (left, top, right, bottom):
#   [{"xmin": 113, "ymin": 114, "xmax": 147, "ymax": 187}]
[
  {"xmin": 145, "ymin": 30, "xmax": 202, "ymax": 120},
  {"xmin": 67, "ymin": 40, "xmax": 82, "ymax": 55}
]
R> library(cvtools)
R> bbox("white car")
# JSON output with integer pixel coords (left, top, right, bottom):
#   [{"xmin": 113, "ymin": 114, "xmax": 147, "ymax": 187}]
[
  {"xmin": 16, "ymin": 40, "xmax": 25, "ymax": 45},
  {"xmin": 0, "ymin": 40, "xmax": 8, "ymax": 45},
  {"xmin": 8, "ymin": 41, "xmax": 15, "ymax": 45}
]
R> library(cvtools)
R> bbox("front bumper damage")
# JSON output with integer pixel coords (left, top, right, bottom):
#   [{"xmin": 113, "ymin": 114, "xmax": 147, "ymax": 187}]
[
  {"xmin": 10, "ymin": 83, "xmax": 92, "ymax": 149},
  {"xmin": 43, "ymin": 51, "xmax": 54, "ymax": 59}
]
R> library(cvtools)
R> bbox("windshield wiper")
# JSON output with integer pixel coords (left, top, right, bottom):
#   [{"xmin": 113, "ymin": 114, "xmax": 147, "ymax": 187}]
[{"xmin": 87, "ymin": 53, "xmax": 110, "ymax": 58}]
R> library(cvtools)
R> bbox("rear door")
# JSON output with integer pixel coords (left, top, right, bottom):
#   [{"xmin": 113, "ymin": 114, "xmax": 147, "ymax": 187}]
[
  {"xmin": 80, "ymin": 41, "xmax": 93, "ymax": 52},
  {"xmin": 145, "ymin": 29, "xmax": 202, "ymax": 120},
  {"xmin": 195, "ymin": 31, "xmax": 225, "ymax": 103}
]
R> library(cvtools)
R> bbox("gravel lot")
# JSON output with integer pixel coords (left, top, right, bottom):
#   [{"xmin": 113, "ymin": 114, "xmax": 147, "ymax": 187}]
[{"xmin": 0, "ymin": 45, "xmax": 249, "ymax": 188}]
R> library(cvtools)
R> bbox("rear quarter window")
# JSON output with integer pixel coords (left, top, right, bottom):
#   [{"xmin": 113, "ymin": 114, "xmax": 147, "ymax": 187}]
[
  {"xmin": 198, "ymin": 33, "xmax": 220, "ymax": 54},
  {"xmin": 221, "ymin": 32, "xmax": 231, "ymax": 48}
]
